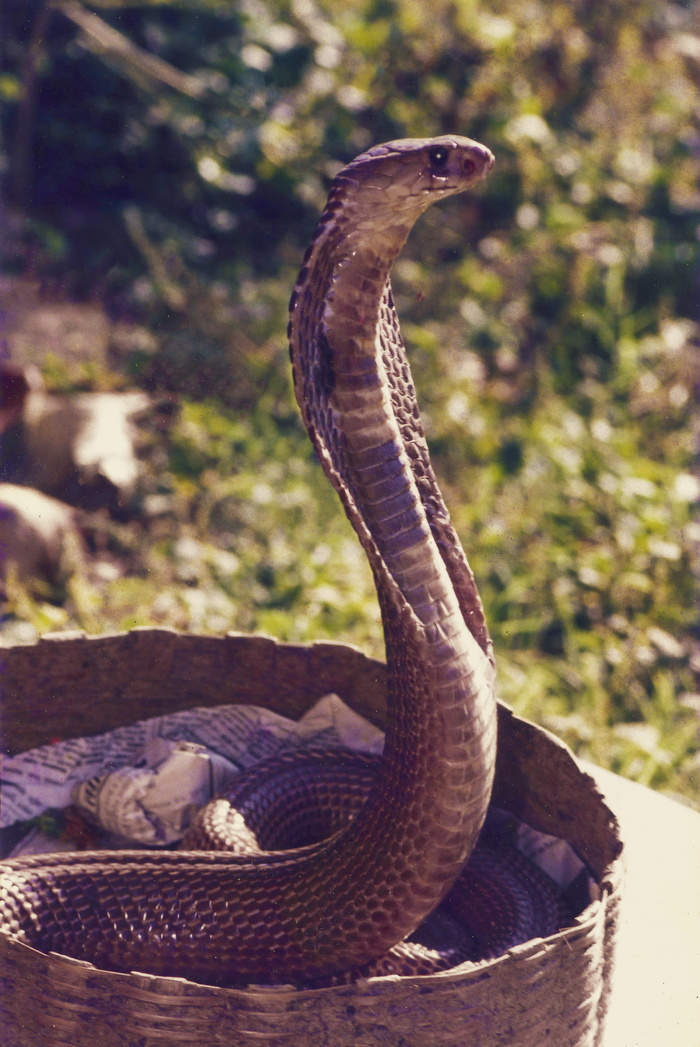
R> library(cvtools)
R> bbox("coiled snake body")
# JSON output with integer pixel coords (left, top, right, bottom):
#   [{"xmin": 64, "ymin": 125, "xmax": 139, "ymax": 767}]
[{"xmin": 0, "ymin": 136, "xmax": 565, "ymax": 987}]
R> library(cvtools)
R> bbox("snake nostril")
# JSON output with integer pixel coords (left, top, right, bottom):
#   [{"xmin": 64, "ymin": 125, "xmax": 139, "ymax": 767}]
[{"xmin": 464, "ymin": 159, "xmax": 476, "ymax": 177}]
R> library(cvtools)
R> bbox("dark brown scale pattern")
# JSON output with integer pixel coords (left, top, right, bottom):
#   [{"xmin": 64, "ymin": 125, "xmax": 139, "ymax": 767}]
[
  {"xmin": 183, "ymin": 747, "xmax": 567, "ymax": 980},
  {"xmin": 181, "ymin": 748, "xmax": 380, "ymax": 853},
  {"xmin": 0, "ymin": 136, "xmax": 562, "ymax": 988}
]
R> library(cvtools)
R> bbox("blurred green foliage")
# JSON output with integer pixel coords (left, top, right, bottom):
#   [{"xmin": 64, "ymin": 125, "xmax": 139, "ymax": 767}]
[{"xmin": 1, "ymin": 0, "xmax": 698, "ymax": 803}]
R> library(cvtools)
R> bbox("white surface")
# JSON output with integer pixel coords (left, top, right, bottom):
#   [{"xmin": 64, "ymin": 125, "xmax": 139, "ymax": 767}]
[{"xmin": 584, "ymin": 764, "xmax": 700, "ymax": 1047}]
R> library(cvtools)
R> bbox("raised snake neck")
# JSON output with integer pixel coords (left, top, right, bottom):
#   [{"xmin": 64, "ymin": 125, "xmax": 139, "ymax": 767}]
[{"xmin": 0, "ymin": 136, "xmax": 499, "ymax": 987}]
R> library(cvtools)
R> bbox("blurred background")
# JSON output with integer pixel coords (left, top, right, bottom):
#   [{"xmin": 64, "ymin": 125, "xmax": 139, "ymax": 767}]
[{"xmin": 0, "ymin": 0, "xmax": 698, "ymax": 804}]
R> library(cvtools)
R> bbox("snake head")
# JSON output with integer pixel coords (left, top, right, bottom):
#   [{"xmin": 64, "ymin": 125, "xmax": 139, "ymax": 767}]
[{"xmin": 335, "ymin": 136, "xmax": 495, "ymax": 223}]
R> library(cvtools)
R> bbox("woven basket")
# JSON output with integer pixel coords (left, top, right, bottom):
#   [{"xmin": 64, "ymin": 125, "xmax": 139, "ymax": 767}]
[{"xmin": 0, "ymin": 629, "xmax": 623, "ymax": 1047}]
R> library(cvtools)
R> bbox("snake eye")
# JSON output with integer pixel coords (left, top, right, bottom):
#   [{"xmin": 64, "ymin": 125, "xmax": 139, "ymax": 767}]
[{"xmin": 427, "ymin": 145, "xmax": 449, "ymax": 166}]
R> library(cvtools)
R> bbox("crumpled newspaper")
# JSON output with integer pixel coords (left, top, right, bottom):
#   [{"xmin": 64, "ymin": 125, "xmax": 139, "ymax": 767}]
[{"xmin": 2, "ymin": 694, "xmax": 383, "ymax": 852}]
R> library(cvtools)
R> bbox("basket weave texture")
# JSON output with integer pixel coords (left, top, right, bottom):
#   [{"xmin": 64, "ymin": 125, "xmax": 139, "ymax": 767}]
[{"xmin": 0, "ymin": 629, "xmax": 623, "ymax": 1047}]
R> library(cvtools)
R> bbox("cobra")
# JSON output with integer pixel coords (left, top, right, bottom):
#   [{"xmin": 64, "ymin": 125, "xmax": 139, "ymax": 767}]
[{"xmin": 0, "ymin": 136, "xmax": 564, "ymax": 987}]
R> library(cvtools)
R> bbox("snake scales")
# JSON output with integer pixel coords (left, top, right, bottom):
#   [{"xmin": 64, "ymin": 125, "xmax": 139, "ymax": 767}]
[{"xmin": 0, "ymin": 136, "xmax": 567, "ymax": 987}]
